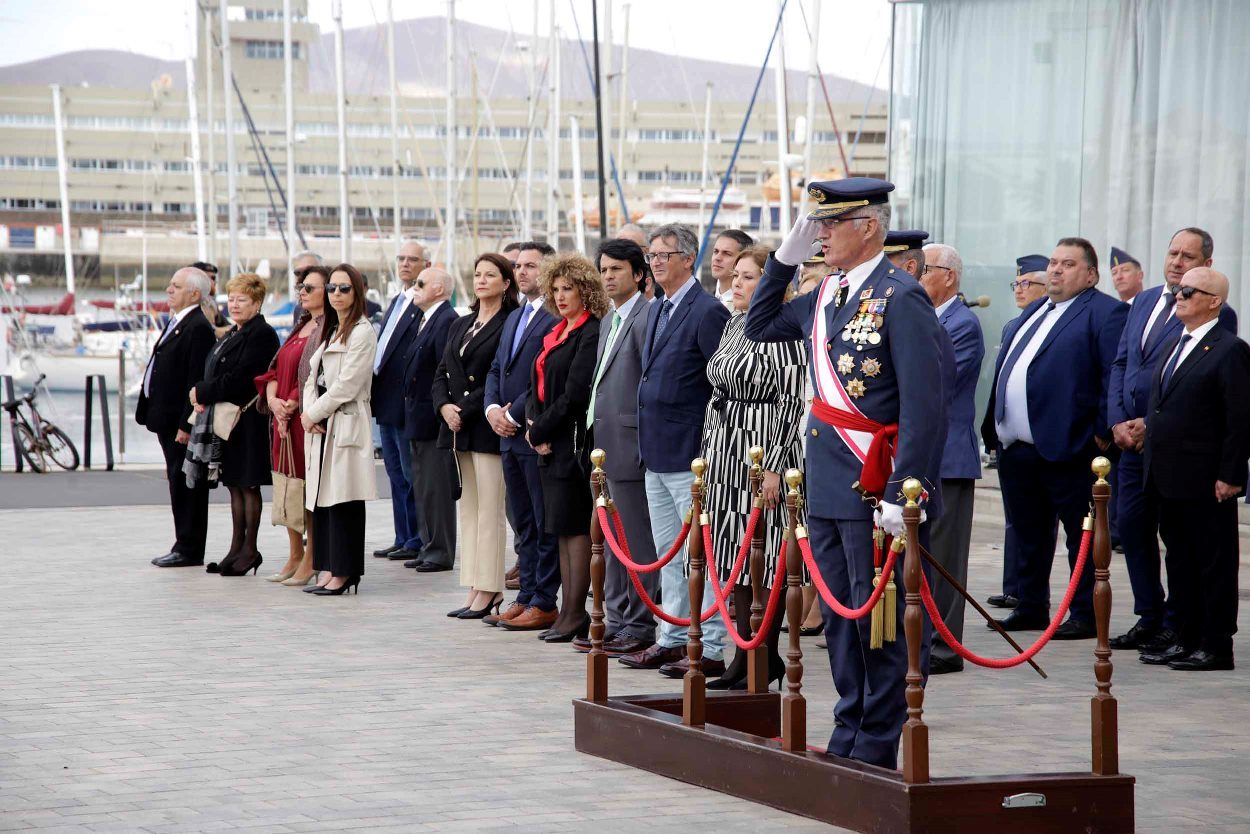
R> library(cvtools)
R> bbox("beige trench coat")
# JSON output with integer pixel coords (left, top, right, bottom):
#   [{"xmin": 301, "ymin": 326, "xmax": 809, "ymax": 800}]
[{"xmin": 303, "ymin": 321, "xmax": 379, "ymax": 509}]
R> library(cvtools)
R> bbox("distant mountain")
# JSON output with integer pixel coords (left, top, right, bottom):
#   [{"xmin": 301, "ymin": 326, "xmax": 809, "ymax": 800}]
[{"xmin": 0, "ymin": 17, "xmax": 882, "ymax": 106}]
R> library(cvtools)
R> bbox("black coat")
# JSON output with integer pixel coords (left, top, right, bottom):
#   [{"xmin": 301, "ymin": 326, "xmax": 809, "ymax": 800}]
[
  {"xmin": 526, "ymin": 315, "xmax": 602, "ymax": 480},
  {"xmin": 1145, "ymin": 324, "xmax": 1250, "ymax": 500},
  {"xmin": 401, "ymin": 302, "xmax": 458, "ymax": 442},
  {"xmin": 196, "ymin": 314, "xmax": 281, "ymax": 487},
  {"xmin": 135, "ymin": 307, "xmax": 216, "ymax": 436},
  {"xmin": 432, "ymin": 311, "xmax": 507, "ymax": 454}
]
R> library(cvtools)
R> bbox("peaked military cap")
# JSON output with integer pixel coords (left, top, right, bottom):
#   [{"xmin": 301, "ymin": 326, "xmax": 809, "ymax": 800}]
[
  {"xmin": 1016, "ymin": 254, "xmax": 1049, "ymax": 276},
  {"xmin": 806, "ymin": 177, "xmax": 895, "ymax": 221},
  {"xmin": 1109, "ymin": 246, "xmax": 1140, "ymax": 268},
  {"xmin": 883, "ymin": 229, "xmax": 930, "ymax": 254}
]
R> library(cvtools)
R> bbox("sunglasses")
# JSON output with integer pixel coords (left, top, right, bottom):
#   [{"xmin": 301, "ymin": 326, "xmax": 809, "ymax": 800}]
[
  {"xmin": 1174, "ymin": 285, "xmax": 1216, "ymax": 300},
  {"xmin": 295, "ymin": 282, "xmax": 321, "ymax": 294},
  {"xmin": 326, "ymin": 284, "xmax": 354, "ymax": 295},
  {"xmin": 416, "ymin": 278, "xmax": 425, "ymax": 289}
]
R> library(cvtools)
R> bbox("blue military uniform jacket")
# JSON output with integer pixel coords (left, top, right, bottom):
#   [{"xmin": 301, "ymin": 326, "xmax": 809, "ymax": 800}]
[
  {"xmin": 938, "ymin": 299, "xmax": 985, "ymax": 480},
  {"xmin": 745, "ymin": 253, "xmax": 946, "ymax": 520}
]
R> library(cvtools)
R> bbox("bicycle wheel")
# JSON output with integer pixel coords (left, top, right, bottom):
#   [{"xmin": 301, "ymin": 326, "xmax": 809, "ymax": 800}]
[
  {"xmin": 42, "ymin": 424, "xmax": 80, "ymax": 471},
  {"xmin": 15, "ymin": 422, "xmax": 47, "ymax": 473}
]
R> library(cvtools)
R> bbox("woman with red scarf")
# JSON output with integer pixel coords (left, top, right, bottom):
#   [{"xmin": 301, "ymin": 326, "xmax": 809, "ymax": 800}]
[{"xmin": 525, "ymin": 253, "xmax": 609, "ymax": 642}]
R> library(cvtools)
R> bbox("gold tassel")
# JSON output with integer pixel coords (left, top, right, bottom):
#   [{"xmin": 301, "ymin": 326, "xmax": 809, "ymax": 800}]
[
  {"xmin": 884, "ymin": 537, "xmax": 904, "ymax": 643},
  {"xmin": 869, "ymin": 567, "xmax": 884, "ymax": 649}
]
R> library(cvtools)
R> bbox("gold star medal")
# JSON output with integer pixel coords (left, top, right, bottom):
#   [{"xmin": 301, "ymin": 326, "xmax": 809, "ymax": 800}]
[
  {"xmin": 846, "ymin": 378, "xmax": 867, "ymax": 399},
  {"xmin": 837, "ymin": 353, "xmax": 855, "ymax": 375},
  {"xmin": 860, "ymin": 357, "xmax": 882, "ymax": 378}
]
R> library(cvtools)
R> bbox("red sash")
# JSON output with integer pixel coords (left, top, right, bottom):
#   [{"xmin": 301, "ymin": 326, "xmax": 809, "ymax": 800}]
[{"xmin": 810, "ymin": 397, "xmax": 898, "ymax": 497}]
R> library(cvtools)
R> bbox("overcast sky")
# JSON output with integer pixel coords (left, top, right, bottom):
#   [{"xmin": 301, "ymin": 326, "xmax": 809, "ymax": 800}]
[{"xmin": 0, "ymin": 0, "xmax": 894, "ymax": 87}]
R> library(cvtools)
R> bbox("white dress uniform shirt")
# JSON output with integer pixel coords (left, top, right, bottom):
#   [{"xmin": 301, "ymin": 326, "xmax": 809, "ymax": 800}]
[
  {"xmin": 1162, "ymin": 317, "xmax": 1219, "ymax": 379},
  {"xmin": 995, "ymin": 294, "xmax": 1078, "ymax": 447}
]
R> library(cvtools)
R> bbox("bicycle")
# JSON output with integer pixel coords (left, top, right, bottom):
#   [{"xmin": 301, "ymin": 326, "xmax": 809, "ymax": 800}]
[{"xmin": 2, "ymin": 374, "xmax": 79, "ymax": 473}]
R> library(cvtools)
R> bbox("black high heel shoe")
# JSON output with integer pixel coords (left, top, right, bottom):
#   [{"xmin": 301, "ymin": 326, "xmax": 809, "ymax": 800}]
[
  {"xmin": 707, "ymin": 664, "xmax": 747, "ymax": 690},
  {"xmin": 542, "ymin": 614, "xmax": 591, "ymax": 643},
  {"xmin": 446, "ymin": 606, "xmax": 471, "ymax": 618},
  {"xmin": 220, "ymin": 553, "xmax": 262, "ymax": 577},
  {"xmin": 205, "ymin": 548, "xmax": 239, "ymax": 574},
  {"xmin": 457, "ymin": 593, "xmax": 504, "ymax": 619},
  {"xmin": 311, "ymin": 576, "xmax": 360, "ymax": 595}
]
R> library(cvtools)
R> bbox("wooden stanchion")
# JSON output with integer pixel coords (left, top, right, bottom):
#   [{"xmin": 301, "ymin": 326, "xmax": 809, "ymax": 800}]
[
  {"xmin": 901, "ymin": 478, "xmax": 929, "ymax": 784},
  {"xmin": 1090, "ymin": 456, "xmax": 1119, "ymax": 775},
  {"xmin": 587, "ymin": 449, "xmax": 609, "ymax": 703},
  {"xmin": 746, "ymin": 446, "xmax": 769, "ymax": 694},
  {"xmin": 780, "ymin": 468, "xmax": 806, "ymax": 752},
  {"xmin": 683, "ymin": 457, "xmax": 709, "ymax": 727}
]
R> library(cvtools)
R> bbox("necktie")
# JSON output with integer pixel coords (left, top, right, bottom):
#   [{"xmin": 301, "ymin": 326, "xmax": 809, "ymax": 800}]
[
  {"xmin": 653, "ymin": 299, "xmax": 674, "ymax": 347},
  {"xmin": 143, "ymin": 315, "xmax": 179, "ymax": 396},
  {"xmin": 511, "ymin": 303, "xmax": 535, "ymax": 360},
  {"xmin": 1160, "ymin": 333, "xmax": 1192, "ymax": 390},
  {"xmin": 587, "ymin": 311, "xmax": 623, "ymax": 428},
  {"xmin": 993, "ymin": 302, "xmax": 1056, "ymax": 423},
  {"xmin": 374, "ymin": 294, "xmax": 409, "ymax": 372},
  {"xmin": 1142, "ymin": 291, "xmax": 1176, "ymax": 354},
  {"xmin": 834, "ymin": 274, "xmax": 850, "ymax": 308}
]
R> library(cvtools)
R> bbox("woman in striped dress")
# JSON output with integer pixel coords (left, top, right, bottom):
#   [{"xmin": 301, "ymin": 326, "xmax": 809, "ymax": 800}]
[{"xmin": 701, "ymin": 245, "xmax": 806, "ymax": 690}]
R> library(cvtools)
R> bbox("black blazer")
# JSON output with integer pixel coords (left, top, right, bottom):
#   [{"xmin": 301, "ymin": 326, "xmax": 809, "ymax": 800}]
[
  {"xmin": 432, "ymin": 311, "xmax": 507, "ymax": 454},
  {"xmin": 401, "ymin": 302, "xmax": 458, "ymax": 442},
  {"xmin": 135, "ymin": 307, "xmax": 216, "ymax": 435},
  {"xmin": 195, "ymin": 314, "xmax": 281, "ymax": 408},
  {"xmin": 526, "ymin": 315, "xmax": 602, "ymax": 479},
  {"xmin": 1144, "ymin": 324, "xmax": 1250, "ymax": 500}
]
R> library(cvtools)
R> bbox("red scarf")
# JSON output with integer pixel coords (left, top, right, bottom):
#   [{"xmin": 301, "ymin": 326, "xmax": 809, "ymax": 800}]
[{"xmin": 534, "ymin": 310, "xmax": 591, "ymax": 403}]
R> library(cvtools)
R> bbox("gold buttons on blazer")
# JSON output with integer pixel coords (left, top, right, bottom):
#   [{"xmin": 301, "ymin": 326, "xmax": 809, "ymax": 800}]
[
  {"xmin": 468, "ymin": 375, "xmax": 476, "ymax": 382},
  {"xmin": 811, "ymin": 428, "xmax": 819, "ymax": 437}
]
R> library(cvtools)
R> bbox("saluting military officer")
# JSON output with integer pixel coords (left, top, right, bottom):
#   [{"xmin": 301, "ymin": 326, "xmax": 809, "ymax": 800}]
[{"xmin": 745, "ymin": 178, "xmax": 946, "ymax": 770}]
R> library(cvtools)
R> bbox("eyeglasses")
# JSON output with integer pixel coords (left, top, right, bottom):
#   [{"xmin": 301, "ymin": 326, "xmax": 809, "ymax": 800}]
[
  {"xmin": 295, "ymin": 282, "xmax": 320, "ymax": 294},
  {"xmin": 644, "ymin": 251, "xmax": 686, "ymax": 265},
  {"xmin": 1010, "ymin": 280, "xmax": 1045, "ymax": 290},
  {"xmin": 816, "ymin": 215, "xmax": 872, "ymax": 229},
  {"xmin": 326, "ymin": 284, "xmax": 354, "ymax": 295},
  {"xmin": 1174, "ymin": 284, "xmax": 1217, "ymax": 300},
  {"xmin": 923, "ymin": 264, "xmax": 953, "ymax": 275}
]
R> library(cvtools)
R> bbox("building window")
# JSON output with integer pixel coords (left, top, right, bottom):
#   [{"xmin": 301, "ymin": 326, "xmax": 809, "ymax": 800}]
[{"xmin": 245, "ymin": 40, "xmax": 300, "ymax": 60}]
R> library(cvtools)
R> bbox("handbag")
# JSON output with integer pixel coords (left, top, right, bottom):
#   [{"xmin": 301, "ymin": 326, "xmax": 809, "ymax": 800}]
[
  {"xmin": 271, "ymin": 430, "xmax": 306, "ymax": 533},
  {"xmin": 211, "ymin": 395, "xmax": 258, "ymax": 441}
]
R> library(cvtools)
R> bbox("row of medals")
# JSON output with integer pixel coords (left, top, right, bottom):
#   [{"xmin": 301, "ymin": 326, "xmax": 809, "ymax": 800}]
[{"xmin": 836, "ymin": 296, "xmax": 887, "ymax": 399}]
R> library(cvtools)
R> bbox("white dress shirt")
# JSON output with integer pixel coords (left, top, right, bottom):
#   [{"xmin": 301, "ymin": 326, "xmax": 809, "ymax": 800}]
[
  {"xmin": 818, "ymin": 252, "xmax": 884, "ymax": 322},
  {"xmin": 142, "ymin": 304, "xmax": 197, "ymax": 396},
  {"xmin": 417, "ymin": 298, "xmax": 445, "ymax": 332},
  {"xmin": 718, "ymin": 286, "xmax": 734, "ymax": 309},
  {"xmin": 1140, "ymin": 287, "xmax": 1174, "ymax": 349},
  {"xmin": 485, "ymin": 294, "xmax": 547, "ymax": 425},
  {"xmin": 933, "ymin": 295, "xmax": 958, "ymax": 320},
  {"xmin": 995, "ymin": 294, "xmax": 1078, "ymax": 447},
  {"xmin": 1162, "ymin": 317, "xmax": 1219, "ymax": 381}
]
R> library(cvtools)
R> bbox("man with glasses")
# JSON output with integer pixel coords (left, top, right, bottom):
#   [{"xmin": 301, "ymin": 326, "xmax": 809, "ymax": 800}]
[
  {"xmin": 1139, "ymin": 267, "xmax": 1250, "ymax": 671},
  {"xmin": 371, "ymin": 240, "xmax": 429, "ymax": 562},
  {"xmin": 745, "ymin": 178, "xmax": 946, "ymax": 769},
  {"xmin": 1107, "ymin": 227, "xmax": 1236, "ymax": 653},
  {"xmin": 1010, "ymin": 254, "xmax": 1049, "ymax": 310},
  {"xmin": 984, "ymin": 238, "xmax": 1128, "ymax": 640},
  {"xmin": 617, "ymin": 224, "xmax": 730, "ymax": 678}
]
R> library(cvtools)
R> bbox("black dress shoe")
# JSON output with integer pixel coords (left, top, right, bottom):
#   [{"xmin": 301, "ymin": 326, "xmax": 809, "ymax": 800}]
[
  {"xmin": 403, "ymin": 559, "xmax": 424, "ymax": 569},
  {"xmin": 1137, "ymin": 628, "xmax": 1178, "ymax": 654},
  {"xmin": 388, "ymin": 547, "xmax": 422, "ymax": 561},
  {"xmin": 1052, "ymin": 618, "xmax": 1096, "ymax": 640},
  {"xmin": 1167, "ymin": 649, "xmax": 1234, "ymax": 671},
  {"xmin": 373, "ymin": 545, "xmax": 400, "ymax": 558},
  {"xmin": 153, "ymin": 552, "xmax": 205, "ymax": 568},
  {"xmin": 151, "ymin": 551, "xmax": 177, "ymax": 566},
  {"xmin": 1140, "ymin": 644, "xmax": 1191, "ymax": 665},
  {"xmin": 929, "ymin": 656, "xmax": 964, "ymax": 675},
  {"xmin": 986, "ymin": 594, "xmax": 1020, "ymax": 609},
  {"xmin": 992, "ymin": 610, "xmax": 1049, "ymax": 631},
  {"xmin": 414, "ymin": 562, "xmax": 451, "ymax": 573},
  {"xmin": 1109, "ymin": 622, "xmax": 1160, "ymax": 650}
]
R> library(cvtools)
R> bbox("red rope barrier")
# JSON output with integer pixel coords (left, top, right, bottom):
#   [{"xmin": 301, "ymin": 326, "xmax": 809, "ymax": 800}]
[
  {"xmin": 705, "ymin": 524, "xmax": 788, "ymax": 651},
  {"xmin": 598, "ymin": 504, "xmax": 689, "ymax": 574},
  {"xmin": 919, "ymin": 527, "xmax": 1093, "ymax": 669},
  {"xmin": 797, "ymin": 535, "xmax": 897, "ymax": 620}
]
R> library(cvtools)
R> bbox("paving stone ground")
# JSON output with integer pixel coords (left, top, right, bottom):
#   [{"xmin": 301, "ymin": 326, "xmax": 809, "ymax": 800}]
[{"xmin": 2, "ymin": 480, "xmax": 1248, "ymax": 832}]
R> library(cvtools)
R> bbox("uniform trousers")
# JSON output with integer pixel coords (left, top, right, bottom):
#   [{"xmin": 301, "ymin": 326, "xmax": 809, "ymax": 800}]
[
  {"xmin": 410, "ymin": 438, "xmax": 457, "ymax": 568},
  {"xmin": 312, "ymin": 500, "xmax": 366, "ymax": 577},
  {"xmin": 158, "ymin": 432, "xmax": 209, "ymax": 559},
  {"xmin": 604, "ymin": 476, "xmax": 660, "ymax": 642},
  {"xmin": 378, "ymin": 422, "xmax": 420, "ymax": 550},
  {"xmin": 457, "ymin": 451, "xmax": 506, "ymax": 593},
  {"xmin": 809, "ymin": 514, "xmax": 932, "ymax": 770},
  {"xmin": 1116, "ymin": 449, "xmax": 1170, "ymax": 630},
  {"xmin": 929, "ymin": 478, "xmax": 973, "ymax": 663},
  {"xmin": 502, "ymin": 448, "xmax": 560, "ymax": 610},
  {"xmin": 1157, "ymin": 492, "xmax": 1239, "ymax": 657}
]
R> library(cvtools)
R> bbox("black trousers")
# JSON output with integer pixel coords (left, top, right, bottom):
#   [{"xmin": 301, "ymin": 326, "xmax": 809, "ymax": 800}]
[
  {"xmin": 1158, "ymin": 493, "xmax": 1239, "ymax": 656},
  {"xmin": 410, "ymin": 438, "xmax": 457, "ymax": 568},
  {"xmin": 313, "ymin": 500, "xmax": 366, "ymax": 577},
  {"xmin": 157, "ymin": 431, "xmax": 209, "ymax": 559}
]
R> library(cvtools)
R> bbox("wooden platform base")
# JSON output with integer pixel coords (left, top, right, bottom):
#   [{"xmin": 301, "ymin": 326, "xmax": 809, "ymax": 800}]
[{"xmin": 574, "ymin": 693, "xmax": 1136, "ymax": 834}]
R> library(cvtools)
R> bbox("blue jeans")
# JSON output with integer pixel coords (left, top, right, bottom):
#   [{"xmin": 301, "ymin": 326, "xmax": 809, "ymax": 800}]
[
  {"xmin": 644, "ymin": 470, "xmax": 726, "ymax": 660},
  {"xmin": 378, "ymin": 422, "xmax": 420, "ymax": 550}
]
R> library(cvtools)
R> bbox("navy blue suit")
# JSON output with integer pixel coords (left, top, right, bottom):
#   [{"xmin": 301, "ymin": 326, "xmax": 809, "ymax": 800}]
[
  {"xmin": 373, "ymin": 293, "xmax": 425, "ymax": 551},
  {"xmin": 938, "ymin": 300, "xmax": 984, "ymax": 480},
  {"xmin": 1108, "ymin": 286, "xmax": 1236, "ymax": 631},
  {"xmin": 985, "ymin": 288, "xmax": 1129, "ymax": 624},
  {"xmin": 746, "ymin": 252, "xmax": 945, "ymax": 770},
  {"xmin": 637, "ymin": 281, "xmax": 729, "ymax": 473},
  {"xmin": 485, "ymin": 302, "xmax": 560, "ymax": 609},
  {"xmin": 400, "ymin": 303, "xmax": 458, "ymax": 442}
]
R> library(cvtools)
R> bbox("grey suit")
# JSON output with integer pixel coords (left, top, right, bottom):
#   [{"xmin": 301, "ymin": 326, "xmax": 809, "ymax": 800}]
[{"xmin": 589, "ymin": 292, "xmax": 659, "ymax": 642}]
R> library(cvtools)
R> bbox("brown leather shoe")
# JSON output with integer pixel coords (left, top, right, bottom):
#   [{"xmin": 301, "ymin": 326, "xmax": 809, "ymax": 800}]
[
  {"xmin": 617, "ymin": 643, "xmax": 685, "ymax": 669},
  {"xmin": 573, "ymin": 630, "xmax": 619, "ymax": 652},
  {"xmin": 498, "ymin": 606, "xmax": 558, "ymax": 631},
  {"xmin": 658, "ymin": 656, "xmax": 727, "ymax": 679},
  {"xmin": 506, "ymin": 564, "xmax": 519, "ymax": 581},
  {"xmin": 505, "ymin": 576, "xmax": 521, "ymax": 591},
  {"xmin": 484, "ymin": 601, "xmax": 526, "ymax": 627}
]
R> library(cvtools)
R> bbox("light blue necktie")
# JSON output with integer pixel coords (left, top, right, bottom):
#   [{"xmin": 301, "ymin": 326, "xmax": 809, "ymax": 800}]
[
  {"xmin": 374, "ymin": 295, "xmax": 409, "ymax": 372},
  {"xmin": 511, "ymin": 303, "xmax": 535, "ymax": 360}
]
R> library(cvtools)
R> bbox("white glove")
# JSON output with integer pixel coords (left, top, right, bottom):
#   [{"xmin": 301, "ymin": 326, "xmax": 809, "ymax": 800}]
[
  {"xmin": 874, "ymin": 502, "xmax": 926, "ymax": 538},
  {"xmin": 774, "ymin": 214, "xmax": 822, "ymax": 267}
]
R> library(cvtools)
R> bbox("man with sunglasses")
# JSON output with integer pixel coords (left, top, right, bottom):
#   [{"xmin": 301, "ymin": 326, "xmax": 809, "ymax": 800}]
[
  {"xmin": 371, "ymin": 240, "xmax": 430, "ymax": 562},
  {"xmin": 1107, "ymin": 227, "xmax": 1237, "ymax": 653},
  {"xmin": 1139, "ymin": 267, "xmax": 1250, "ymax": 671}
]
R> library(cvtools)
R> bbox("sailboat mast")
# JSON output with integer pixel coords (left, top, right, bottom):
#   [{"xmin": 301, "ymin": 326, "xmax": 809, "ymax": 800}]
[
  {"xmin": 591, "ymin": 0, "xmax": 608, "ymax": 243},
  {"xmin": 570, "ymin": 116, "xmax": 586, "ymax": 255},
  {"xmin": 444, "ymin": 0, "xmax": 458, "ymax": 275},
  {"xmin": 387, "ymin": 0, "xmax": 402, "ymax": 272},
  {"xmin": 696, "ymin": 82, "xmax": 713, "ymax": 248},
  {"xmin": 545, "ymin": 15, "xmax": 560, "ymax": 246},
  {"xmin": 203, "ymin": 3, "xmax": 217, "ymax": 267},
  {"xmin": 186, "ymin": 2, "xmax": 208, "ymax": 262},
  {"xmin": 333, "ymin": 0, "xmax": 350, "ymax": 262},
  {"xmin": 50, "ymin": 84, "xmax": 75, "ymax": 297},
  {"xmin": 798, "ymin": 0, "xmax": 821, "ymax": 218},
  {"xmin": 601, "ymin": 0, "xmax": 613, "ymax": 227},
  {"xmin": 616, "ymin": 2, "xmax": 628, "ymax": 175},
  {"xmin": 521, "ymin": 0, "xmax": 538, "ymax": 240},
  {"xmin": 284, "ymin": 0, "xmax": 297, "ymax": 297},
  {"xmin": 772, "ymin": 0, "xmax": 791, "ymax": 233},
  {"xmin": 219, "ymin": 0, "xmax": 239, "ymax": 276}
]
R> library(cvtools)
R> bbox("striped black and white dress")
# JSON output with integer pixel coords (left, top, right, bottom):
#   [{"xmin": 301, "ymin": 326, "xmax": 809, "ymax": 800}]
[{"xmin": 700, "ymin": 312, "xmax": 806, "ymax": 588}]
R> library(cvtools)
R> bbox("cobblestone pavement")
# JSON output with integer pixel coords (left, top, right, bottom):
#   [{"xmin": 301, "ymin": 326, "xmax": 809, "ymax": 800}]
[{"xmin": 2, "ymin": 492, "xmax": 1248, "ymax": 833}]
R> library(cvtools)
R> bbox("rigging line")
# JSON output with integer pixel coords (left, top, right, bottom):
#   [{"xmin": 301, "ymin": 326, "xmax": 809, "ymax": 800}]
[
  {"xmin": 848, "ymin": 38, "xmax": 890, "ymax": 170},
  {"xmin": 447, "ymin": 27, "xmax": 520, "ymax": 217},
  {"xmin": 794, "ymin": 0, "xmax": 850, "ymax": 175}
]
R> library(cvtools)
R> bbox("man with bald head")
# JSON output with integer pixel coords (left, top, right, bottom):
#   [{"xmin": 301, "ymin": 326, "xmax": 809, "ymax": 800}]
[
  {"xmin": 401, "ymin": 266, "xmax": 460, "ymax": 571},
  {"xmin": 1140, "ymin": 267, "xmax": 1250, "ymax": 671},
  {"xmin": 138, "ymin": 266, "xmax": 218, "ymax": 568},
  {"xmin": 616, "ymin": 223, "xmax": 648, "ymax": 248}
]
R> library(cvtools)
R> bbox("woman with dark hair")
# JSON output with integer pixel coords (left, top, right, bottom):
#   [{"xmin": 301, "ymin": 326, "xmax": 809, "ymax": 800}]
[
  {"xmin": 189, "ymin": 272, "xmax": 281, "ymax": 577},
  {"xmin": 437, "ymin": 253, "xmax": 519, "ymax": 618},
  {"xmin": 525, "ymin": 253, "xmax": 609, "ymax": 641},
  {"xmin": 255, "ymin": 266, "xmax": 327, "ymax": 585},
  {"xmin": 301, "ymin": 263, "xmax": 378, "ymax": 595}
]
